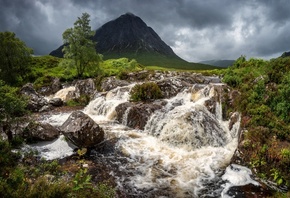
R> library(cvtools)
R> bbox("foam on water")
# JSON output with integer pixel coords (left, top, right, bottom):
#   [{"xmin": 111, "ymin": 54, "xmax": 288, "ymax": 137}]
[
  {"xmin": 24, "ymin": 135, "xmax": 77, "ymax": 160},
  {"xmin": 41, "ymin": 112, "xmax": 72, "ymax": 126},
  {"xmin": 53, "ymin": 86, "xmax": 75, "ymax": 101},
  {"xmin": 30, "ymin": 82, "xmax": 249, "ymax": 196},
  {"xmin": 221, "ymin": 164, "xmax": 260, "ymax": 197},
  {"xmin": 116, "ymin": 131, "xmax": 238, "ymax": 197},
  {"xmin": 84, "ymin": 84, "xmax": 134, "ymax": 119}
]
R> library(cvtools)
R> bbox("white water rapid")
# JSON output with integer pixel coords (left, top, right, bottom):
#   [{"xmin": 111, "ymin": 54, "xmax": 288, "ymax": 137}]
[{"xmin": 28, "ymin": 81, "xmax": 261, "ymax": 197}]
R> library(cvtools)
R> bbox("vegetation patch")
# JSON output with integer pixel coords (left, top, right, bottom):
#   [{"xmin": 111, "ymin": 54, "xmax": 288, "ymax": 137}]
[
  {"xmin": 0, "ymin": 138, "xmax": 116, "ymax": 198},
  {"xmin": 130, "ymin": 82, "xmax": 163, "ymax": 102},
  {"xmin": 222, "ymin": 55, "xmax": 290, "ymax": 190}
]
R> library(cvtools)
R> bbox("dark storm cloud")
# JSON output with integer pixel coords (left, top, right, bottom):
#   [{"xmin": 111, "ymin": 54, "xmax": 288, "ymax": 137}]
[{"xmin": 0, "ymin": 0, "xmax": 289, "ymax": 61}]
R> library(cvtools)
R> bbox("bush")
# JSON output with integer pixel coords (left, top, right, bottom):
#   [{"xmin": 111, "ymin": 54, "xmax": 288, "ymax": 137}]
[
  {"xmin": 66, "ymin": 94, "xmax": 90, "ymax": 107},
  {"xmin": 130, "ymin": 82, "xmax": 163, "ymax": 102}
]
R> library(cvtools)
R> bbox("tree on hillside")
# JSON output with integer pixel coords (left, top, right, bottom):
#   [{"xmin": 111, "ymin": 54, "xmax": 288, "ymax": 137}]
[
  {"xmin": 62, "ymin": 13, "xmax": 101, "ymax": 78},
  {"xmin": 0, "ymin": 32, "xmax": 33, "ymax": 85}
]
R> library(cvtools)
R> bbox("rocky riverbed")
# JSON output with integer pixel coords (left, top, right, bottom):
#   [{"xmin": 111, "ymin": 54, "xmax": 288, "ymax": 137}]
[{"xmin": 4, "ymin": 70, "xmax": 276, "ymax": 197}]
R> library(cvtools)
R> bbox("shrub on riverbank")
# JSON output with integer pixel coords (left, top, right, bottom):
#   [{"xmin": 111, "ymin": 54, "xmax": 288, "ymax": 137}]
[
  {"xmin": 0, "ymin": 139, "xmax": 116, "ymax": 198},
  {"xmin": 222, "ymin": 55, "xmax": 290, "ymax": 190},
  {"xmin": 130, "ymin": 82, "xmax": 163, "ymax": 102}
]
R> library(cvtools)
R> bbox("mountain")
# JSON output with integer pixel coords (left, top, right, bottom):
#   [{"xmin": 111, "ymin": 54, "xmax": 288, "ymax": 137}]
[
  {"xmin": 50, "ymin": 13, "xmax": 217, "ymax": 69},
  {"xmin": 280, "ymin": 51, "xmax": 290, "ymax": 58},
  {"xmin": 198, "ymin": 59, "xmax": 235, "ymax": 68}
]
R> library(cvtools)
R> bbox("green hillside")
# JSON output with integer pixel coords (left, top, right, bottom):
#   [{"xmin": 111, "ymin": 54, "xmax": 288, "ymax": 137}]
[{"xmin": 102, "ymin": 52, "xmax": 219, "ymax": 70}]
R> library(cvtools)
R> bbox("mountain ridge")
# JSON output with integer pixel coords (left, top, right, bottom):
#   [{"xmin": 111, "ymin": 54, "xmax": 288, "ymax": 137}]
[
  {"xmin": 50, "ymin": 13, "xmax": 182, "ymax": 61},
  {"xmin": 92, "ymin": 13, "xmax": 180, "ymax": 58},
  {"xmin": 50, "ymin": 13, "xmax": 218, "ymax": 69}
]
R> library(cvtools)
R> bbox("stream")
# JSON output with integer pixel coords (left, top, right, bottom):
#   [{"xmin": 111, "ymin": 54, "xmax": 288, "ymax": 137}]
[{"xmin": 26, "ymin": 80, "xmax": 263, "ymax": 197}]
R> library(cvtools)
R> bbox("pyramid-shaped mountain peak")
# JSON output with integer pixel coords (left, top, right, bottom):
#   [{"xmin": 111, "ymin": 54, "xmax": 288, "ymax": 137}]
[{"xmin": 50, "ymin": 13, "xmax": 185, "ymax": 65}]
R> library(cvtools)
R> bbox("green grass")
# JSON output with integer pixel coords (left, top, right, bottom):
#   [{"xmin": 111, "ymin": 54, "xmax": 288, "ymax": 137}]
[
  {"xmin": 102, "ymin": 51, "xmax": 220, "ymax": 70},
  {"xmin": 100, "ymin": 57, "xmax": 143, "ymax": 77},
  {"xmin": 28, "ymin": 55, "xmax": 224, "ymax": 92}
]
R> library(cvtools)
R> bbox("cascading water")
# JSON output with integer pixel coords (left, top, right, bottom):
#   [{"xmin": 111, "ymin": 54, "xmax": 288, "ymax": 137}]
[
  {"xmin": 29, "ymin": 79, "xmax": 260, "ymax": 197},
  {"xmin": 50, "ymin": 86, "xmax": 75, "ymax": 101}
]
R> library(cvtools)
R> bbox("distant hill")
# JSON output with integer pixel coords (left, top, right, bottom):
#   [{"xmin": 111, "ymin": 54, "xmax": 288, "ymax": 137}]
[
  {"xmin": 198, "ymin": 60, "xmax": 235, "ymax": 68},
  {"xmin": 50, "ymin": 13, "xmax": 218, "ymax": 70},
  {"xmin": 280, "ymin": 51, "xmax": 290, "ymax": 58}
]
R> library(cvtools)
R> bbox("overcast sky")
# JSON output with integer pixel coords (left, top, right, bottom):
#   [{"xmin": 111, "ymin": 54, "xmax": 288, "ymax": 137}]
[{"xmin": 1, "ymin": 0, "xmax": 290, "ymax": 62}]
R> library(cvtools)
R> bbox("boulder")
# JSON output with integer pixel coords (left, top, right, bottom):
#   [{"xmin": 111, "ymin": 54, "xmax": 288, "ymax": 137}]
[
  {"xmin": 226, "ymin": 183, "xmax": 273, "ymax": 198},
  {"xmin": 101, "ymin": 76, "xmax": 130, "ymax": 91},
  {"xmin": 156, "ymin": 73, "xmax": 210, "ymax": 98},
  {"xmin": 60, "ymin": 111, "xmax": 104, "ymax": 148},
  {"xmin": 51, "ymin": 78, "xmax": 62, "ymax": 93},
  {"xmin": 156, "ymin": 78, "xmax": 189, "ymax": 98},
  {"xmin": 21, "ymin": 83, "xmax": 48, "ymax": 112},
  {"xmin": 115, "ymin": 101, "xmax": 165, "ymax": 129},
  {"xmin": 75, "ymin": 78, "xmax": 96, "ymax": 98},
  {"xmin": 37, "ymin": 77, "xmax": 62, "ymax": 95},
  {"xmin": 24, "ymin": 121, "xmax": 60, "ymax": 142}
]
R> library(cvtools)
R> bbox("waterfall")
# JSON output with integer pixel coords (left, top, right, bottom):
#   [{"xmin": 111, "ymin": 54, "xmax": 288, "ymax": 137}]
[
  {"xmin": 29, "ymin": 79, "xmax": 249, "ymax": 197},
  {"xmin": 83, "ymin": 84, "xmax": 134, "ymax": 120},
  {"xmin": 122, "ymin": 106, "xmax": 132, "ymax": 125},
  {"xmin": 52, "ymin": 86, "xmax": 75, "ymax": 101},
  {"xmin": 81, "ymin": 82, "xmax": 242, "ymax": 196}
]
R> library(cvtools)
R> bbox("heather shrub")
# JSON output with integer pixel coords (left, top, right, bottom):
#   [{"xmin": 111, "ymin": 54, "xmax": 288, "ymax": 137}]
[{"xmin": 130, "ymin": 82, "xmax": 163, "ymax": 102}]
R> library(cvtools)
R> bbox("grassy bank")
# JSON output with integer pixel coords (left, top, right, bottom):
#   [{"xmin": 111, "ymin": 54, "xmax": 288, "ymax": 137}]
[{"xmin": 222, "ymin": 56, "xmax": 290, "ymax": 191}]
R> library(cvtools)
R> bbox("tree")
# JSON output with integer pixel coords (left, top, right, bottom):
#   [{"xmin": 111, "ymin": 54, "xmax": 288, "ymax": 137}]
[
  {"xmin": 0, "ymin": 32, "xmax": 33, "ymax": 85},
  {"xmin": 232, "ymin": 55, "xmax": 246, "ymax": 68},
  {"xmin": 62, "ymin": 13, "xmax": 101, "ymax": 78},
  {"xmin": 0, "ymin": 80, "xmax": 27, "ymax": 142}
]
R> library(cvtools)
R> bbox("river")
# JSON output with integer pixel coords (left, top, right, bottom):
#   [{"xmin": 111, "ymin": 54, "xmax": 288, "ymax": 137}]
[{"xmin": 26, "ymin": 80, "xmax": 261, "ymax": 197}]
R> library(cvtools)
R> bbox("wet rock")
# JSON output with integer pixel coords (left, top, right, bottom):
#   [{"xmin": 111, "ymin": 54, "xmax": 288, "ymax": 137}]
[
  {"xmin": 21, "ymin": 83, "xmax": 48, "ymax": 112},
  {"xmin": 229, "ymin": 112, "xmax": 240, "ymax": 131},
  {"xmin": 65, "ymin": 89, "xmax": 76, "ymax": 102},
  {"xmin": 147, "ymin": 71, "xmax": 206, "ymax": 84},
  {"xmin": 75, "ymin": 78, "xmax": 96, "ymax": 98},
  {"xmin": 204, "ymin": 98, "xmax": 217, "ymax": 115},
  {"xmin": 156, "ymin": 78, "xmax": 189, "ymax": 98},
  {"xmin": 24, "ymin": 121, "xmax": 60, "ymax": 142},
  {"xmin": 51, "ymin": 78, "xmax": 62, "ymax": 93},
  {"xmin": 37, "ymin": 77, "xmax": 62, "ymax": 95},
  {"xmin": 156, "ymin": 73, "xmax": 209, "ymax": 98},
  {"xmin": 204, "ymin": 76, "xmax": 221, "ymax": 84},
  {"xmin": 192, "ymin": 84, "xmax": 227, "ymax": 117},
  {"xmin": 101, "ymin": 76, "xmax": 129, "ymax": 91},
  {"xmin": 229, "ymin": 89, "xmax": 241, "ymax": 106},
  {"xmin": 39, "ymin": 105, "xmax": 54, "ymax": 112},
  {"xmin": 226, "ymin": 183, "xmax": 273, "ymax": 198},
  {"xmin": 115, "ymin": 102, "xmax": 165, "ymax": 129},
  {"xmin": 126, "ymin": 70, "xmax": 150, "ymax": 81},
  {"xmin": 60, "ymin": 111, "xmax": 104, "ymax": 148},
  {"xmin": 49, "ymin": 98, "xmax": 63, "ymax": 107}
]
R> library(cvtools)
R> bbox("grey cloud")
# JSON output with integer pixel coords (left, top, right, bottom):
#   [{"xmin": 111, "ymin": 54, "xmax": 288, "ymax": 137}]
[{"xmin": 0, "ymin": 0, "xmax": 289, "ymax": 61}]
